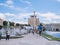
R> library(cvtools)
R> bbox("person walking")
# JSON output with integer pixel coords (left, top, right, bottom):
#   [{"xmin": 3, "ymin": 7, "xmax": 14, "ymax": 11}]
[
  {"xmin": 39, "ymin": 30, "xmax": 42, "ymax": 36},
  {"xmin": 6, "ymin": 30, "xmax": 10, "ymax": 40},
  {"xmin": 0, "ymin": 30, "xmax": 2, "ymax": 40},
  {"xmin": 38, "ymin": 25, "xmax": 42, "ymax": 36},
  {"xmin": 32, "ymin": 30, "xmax": 34, "ymax": 35}
]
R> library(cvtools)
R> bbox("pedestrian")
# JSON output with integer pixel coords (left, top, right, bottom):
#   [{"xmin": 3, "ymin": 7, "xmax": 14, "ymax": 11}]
[
  {"xmin": 39, "ymin": 30, "xmax": 42, "ymax": 36},
  {"xmin": 6, "ymin": 30, "xmax": 10, "ymax": 40},
  {"xmin": 29, "ymin": 30, "xmax": 31, "ymax": 33},
  {"xmin": 0, "ymin": 30, "xmax": 2, "ymax": 40},
  {"xmin": 38, "ymin": 25, "xmax": 42, "ymax": 36},
  {"xmin": 37, "ymin": 30, "xmax": 39, "ymax": 34},
  {"xmin": 32, "ymin": 30, "xmax": 34, "ymax": 35}
]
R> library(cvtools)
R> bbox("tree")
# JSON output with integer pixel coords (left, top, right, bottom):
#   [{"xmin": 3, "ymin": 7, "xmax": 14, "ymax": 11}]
[
  {"xmin": 40, "ymin": 23, "xmax": 43, "ymax": 26},
  {"xmin": 0, "ymin": 25, "xmax": 2, "ymax": 30},
  {"xmin": 3, "ymin": 21, "xmax": 8, "ymax": 26},
  {"xmin": 9, "ymin": 22, "xmax": 14, "ymax": 26},
  {"xmin": 43, "ymin": 27, "xmax": 46, "ymax": 31},
  {"xmin": 16, "ymin": 24, "xmax": 24, "ymax": 29},
  {"xmin": 16, "ymin": 23, "xmax": 20, "ymax": 26},
  {"xmin": 9, "ymin": 22, "xmax": 15, "ymax": 29},
  {"xmin": 3, "ymin": 21, "xmax": 8, "ymax": 34},
  {"xmin": 3, "ymin": 21, "xmax": 8, "ymax": 30},
  {"xmin": 28, "ymin": 24, "xmax": 30, "ymax": 26}
]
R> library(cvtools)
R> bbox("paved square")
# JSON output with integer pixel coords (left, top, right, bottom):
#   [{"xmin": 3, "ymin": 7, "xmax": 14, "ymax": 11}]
[{"xmin": 0, "ymin": 33, "xmax": 60, "ymax": 45}]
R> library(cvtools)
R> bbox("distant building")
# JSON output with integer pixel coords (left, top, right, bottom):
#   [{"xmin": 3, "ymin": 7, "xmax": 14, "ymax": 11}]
[
  {"xmin": 45, "ymin": 24, "xmax": 52, "ymax": 31},
  {"xmin": 28, "ymin": 12, "xmax": 40, "ymax": 27},
  {"xmin": 46, "ymin": 23, "xmax": 60, "ymax": 31},
  {"xmin": 0, "ymin": 19, "xmax": 3, "ymax": 26}
]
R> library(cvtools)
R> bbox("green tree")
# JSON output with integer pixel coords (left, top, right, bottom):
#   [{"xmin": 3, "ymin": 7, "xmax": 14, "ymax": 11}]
[
  {"xmin": 9, "ymin": 22, "xmax": 15, "ymax": 29},
  {"xmin": 3, "ymin": 21, "xmax": 8, "ymax": 26},
  {"xmin": 43, "ymin": 26, "xmax": 46, "ymax": 31},
  {"xmin": 3, "ymin": 21, "xmax": 8, "ymax": 34},
  {"xmin": 16, "ymin": 23, "xmax": 20, "ymax": 26},
  {"xmin": 9, "ymin": 22, "xmax": 14, "ymax": 26},
  {"xmin": 0, "ymin": 25, "xmax": 2, "ymax": 30},
  {"xmin": 28, "ymin": 24, "xmax": 30, "ymax": 26},
  {"xmin": 40, "ymin": 23, "xmax": 43, "ymax": 26},
  {"xmin": 3, "ymin": 21, "xmax": 8, "ymax": 30}
]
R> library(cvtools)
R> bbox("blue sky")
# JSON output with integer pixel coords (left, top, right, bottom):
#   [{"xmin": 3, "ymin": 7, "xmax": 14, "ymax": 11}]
[{"xmin": 0, "ymin": 0, "xmax": 60, "ymax": 24}]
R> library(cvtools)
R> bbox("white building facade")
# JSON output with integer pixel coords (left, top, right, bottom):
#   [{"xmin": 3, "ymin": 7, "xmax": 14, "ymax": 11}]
[
  {"xmin": 46, "ymin": 23, "xmax": 60, "ymax": 31},
  {"xmin": 0, "ymin": 19, "xmax": 3, "ymax": 26}
]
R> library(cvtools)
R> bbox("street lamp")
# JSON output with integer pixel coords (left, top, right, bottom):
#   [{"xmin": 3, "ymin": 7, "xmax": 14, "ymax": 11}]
[{"xmin": 33, "ymin": 11, "xmax": 36, "ymax": 31}]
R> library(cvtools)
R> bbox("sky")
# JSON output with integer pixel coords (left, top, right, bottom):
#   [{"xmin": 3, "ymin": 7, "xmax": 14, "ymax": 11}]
[{"xmin": 0, "ymin": 0, "xmax": 60, "ymax": 24}]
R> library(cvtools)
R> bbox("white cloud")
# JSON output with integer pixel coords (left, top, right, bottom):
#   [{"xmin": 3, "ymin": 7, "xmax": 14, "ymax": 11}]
[
  {"xmin": 0, "ymin": 0, "xmax": 13, "ymax": 6},
  {"xmin": 14, "ymin": 21, "xmax": 28, "ymax": 24},
  {"xmin": 37, "ymin": 12, "xmax": 60, "ymax": 24},
  {"xmin": 0, "ymin": 13, "xmax": 28, "ymax": 24},
  {"xmin": 56, "ymin": 0, "xmax": 60, "ymax": 2},
  {"xmin": 17, "ymin": 12, "xmax": 60, "ymax": 24},
  {"xmin": 0, "ymin": 13, "xmax": 6, "ymax": 19},
  {"xmin": 18, "ymin": 13, "xmax": 33, "ymax": 18},
  {"xmin": 6, "ymin": 0, "xmax": 13, "ymax": 5},
  {"xmin": 0, "ymin": 12, "xmax": 60, "ymax": 24},
  {"xmin": 0, "ymin": 0, "xmax": 28, "ymax": 12},
  {"xmin": 14, "ymin": 12, "xmax": 60, "ymax": 24},
  {"xmin": 20, "ymin": 0, "xmax": 32, "ymax": 6},
  {"xmin": 55, "ymin": 0, "xmax": 60, "ymax": 2},
  {"xmin": 5, "ymin": 13, "xmax": 15, "ymax": 16},
  {"xmin": 0, "ymin": 13, "xmax": 16, "ymax": 21}
]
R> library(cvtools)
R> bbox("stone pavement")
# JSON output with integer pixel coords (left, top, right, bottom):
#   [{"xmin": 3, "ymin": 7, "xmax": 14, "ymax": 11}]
[{"xmin": 0, "ymin": 33, "xmax": 60, "ymax": 45}]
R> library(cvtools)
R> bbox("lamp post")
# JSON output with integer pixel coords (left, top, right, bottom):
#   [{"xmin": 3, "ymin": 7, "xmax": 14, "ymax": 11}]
[{"xmin": 33, "ymin": 11, "xmax": 36, "ymax": 31}]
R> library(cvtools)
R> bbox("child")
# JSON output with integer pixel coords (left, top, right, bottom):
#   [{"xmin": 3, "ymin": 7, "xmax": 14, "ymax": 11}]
[{"xmin": 6, "ymin": 30, "xmax": 10, "ymax": 40}]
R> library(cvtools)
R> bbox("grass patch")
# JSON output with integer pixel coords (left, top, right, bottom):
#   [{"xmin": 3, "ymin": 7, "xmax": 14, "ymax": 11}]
[{"xmin": 42, "ymin": 32, "xmax": 60, "ymax": 41}]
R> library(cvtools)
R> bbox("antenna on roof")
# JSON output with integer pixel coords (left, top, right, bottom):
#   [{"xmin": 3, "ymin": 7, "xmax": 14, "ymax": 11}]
[{"xmin": 33, "ymin": 11, "xmax": 36, "ymax": 17}]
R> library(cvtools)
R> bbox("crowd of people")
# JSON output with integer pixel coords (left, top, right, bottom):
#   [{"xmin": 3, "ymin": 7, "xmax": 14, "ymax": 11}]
[
  {"xmin": 28, "ymin": 28, "xmax": 42, "ymax": 36},
  {"xmin": 0, "ymin": 25, "xmax": 43, "ymax": 40}
]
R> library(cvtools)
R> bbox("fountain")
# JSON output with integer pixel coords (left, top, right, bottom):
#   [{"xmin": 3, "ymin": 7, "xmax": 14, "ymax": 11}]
[{"xmin": 1, "ymin": 21, "xmax": 23, "ymax": 39}]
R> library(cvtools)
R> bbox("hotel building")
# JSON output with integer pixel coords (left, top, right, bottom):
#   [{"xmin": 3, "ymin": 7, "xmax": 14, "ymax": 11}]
[{"xmin": 28, "ymin": 12, "xmax": 40, "ymax": 27}]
